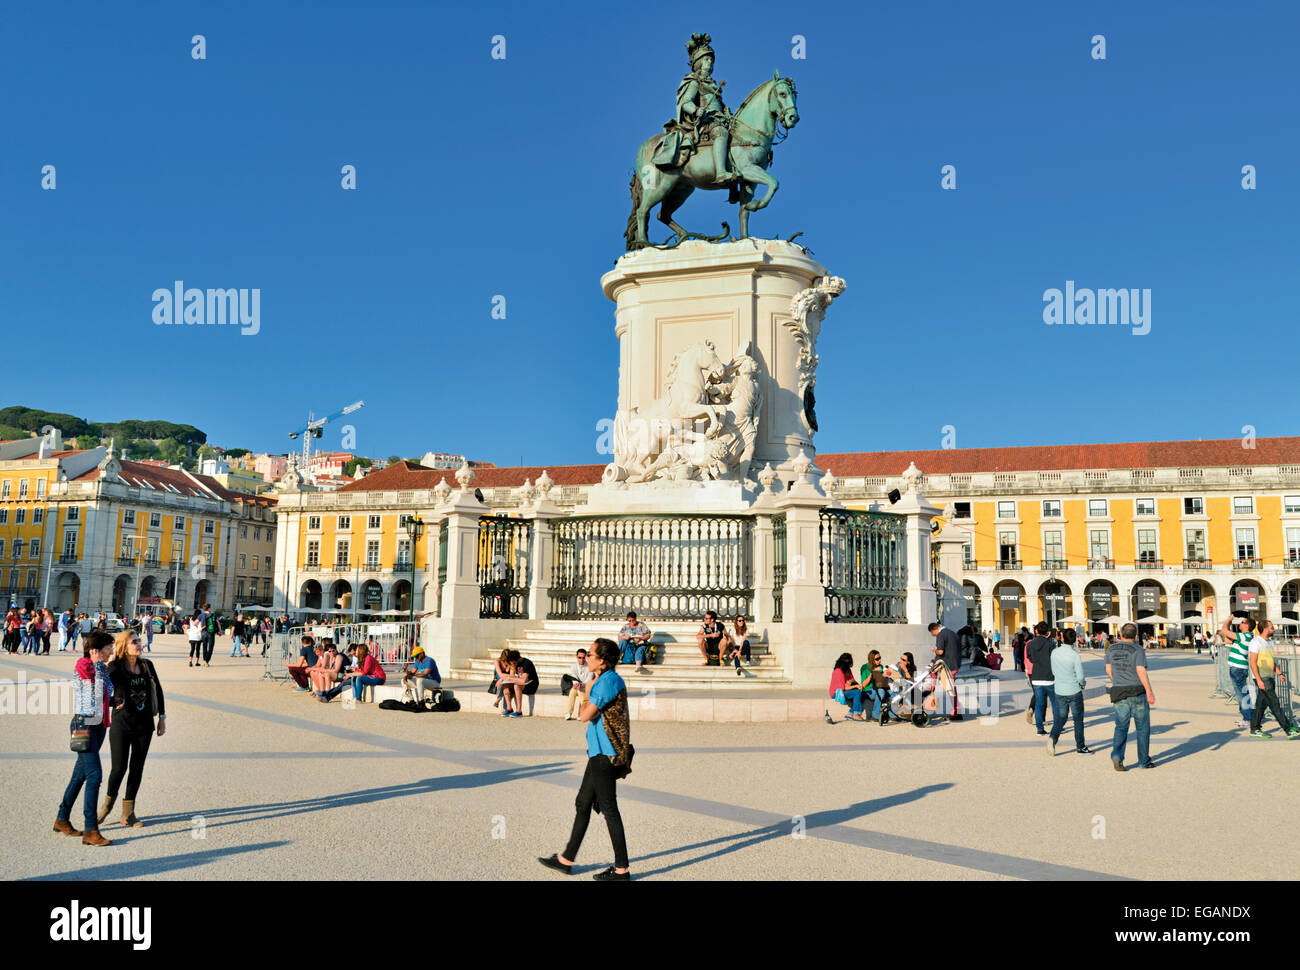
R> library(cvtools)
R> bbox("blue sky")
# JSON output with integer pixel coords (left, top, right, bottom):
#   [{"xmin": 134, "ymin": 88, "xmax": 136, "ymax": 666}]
[{"xmin": 2, "ymin": 0, "xmax": 1295, "ymax": 465}]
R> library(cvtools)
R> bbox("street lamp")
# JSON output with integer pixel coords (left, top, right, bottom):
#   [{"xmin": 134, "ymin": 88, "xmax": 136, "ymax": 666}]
[{"xmin": 404, "ymin": 516, "xmax": 424, "ymax": 640}]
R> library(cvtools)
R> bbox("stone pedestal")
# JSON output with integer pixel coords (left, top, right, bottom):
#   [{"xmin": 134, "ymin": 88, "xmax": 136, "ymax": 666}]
[{"xmin": 600, "ymin": 238, "xmax": 845, "ymax": 486}]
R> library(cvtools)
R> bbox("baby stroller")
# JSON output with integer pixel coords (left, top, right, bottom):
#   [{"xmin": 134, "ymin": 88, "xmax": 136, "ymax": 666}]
[{"xmin": 889, "ymin": 661, "xmax": 957, "ymax": 727}]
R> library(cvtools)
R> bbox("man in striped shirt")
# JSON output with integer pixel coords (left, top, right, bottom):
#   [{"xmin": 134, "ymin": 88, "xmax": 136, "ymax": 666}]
[{"xmin": 1220, "ymin": 614, "xmax": 1254, "ymax": 729}]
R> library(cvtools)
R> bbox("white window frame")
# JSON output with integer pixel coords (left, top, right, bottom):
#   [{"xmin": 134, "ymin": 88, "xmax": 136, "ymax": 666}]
[{"xmin": 1135, "ymin": 498, "xmax": 1156, "ymax": 517}]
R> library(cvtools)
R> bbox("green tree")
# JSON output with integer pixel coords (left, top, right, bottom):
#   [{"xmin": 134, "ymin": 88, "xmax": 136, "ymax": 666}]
[{"xmin": 75, "ymin": 435, "xmax": 100, "ymax": 450}]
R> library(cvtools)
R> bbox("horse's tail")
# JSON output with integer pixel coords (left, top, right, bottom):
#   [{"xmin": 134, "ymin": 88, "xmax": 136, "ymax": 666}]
[{"xmin": 623, "ymin": 170, "xmax": 642, "ymax": 251}]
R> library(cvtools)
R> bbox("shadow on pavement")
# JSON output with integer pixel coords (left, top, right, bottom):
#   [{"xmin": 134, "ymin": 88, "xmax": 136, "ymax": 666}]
[
  {"xmin": 24, "ymin": 840, "xmax": 290, "ymax": 881},
  {"xmin": 627, "ymin": 783, "xmax": 954, "ymax": 878},
  {"xmin": 1154, "ymin": 730, "xmax": 1240, "ymax": 765},
  {"xmin": 122, "ymin": 762, "xmax": 575, "ymax": 843}
]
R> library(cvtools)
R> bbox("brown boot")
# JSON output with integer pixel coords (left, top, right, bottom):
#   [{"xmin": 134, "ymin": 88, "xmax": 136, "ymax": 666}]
[
  {"xmin": 97, "ymin": 793, "xmax": 117, "ymax": 824},
  {"xmin": 121, "ymin": 799, "xmax": 144, "ymax": 828},
  {"xmin": 82, "ymin": 829, "xmax": 112, "ymax": 846},
  {"xmin": 53, "ymin": 818, "xmax": 82, "ymax": 837}
]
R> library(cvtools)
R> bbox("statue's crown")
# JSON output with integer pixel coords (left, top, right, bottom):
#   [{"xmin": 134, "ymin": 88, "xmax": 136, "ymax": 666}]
[{"xmin": 686, "ymin": 32, "xmax": 714, "ymax": 66}]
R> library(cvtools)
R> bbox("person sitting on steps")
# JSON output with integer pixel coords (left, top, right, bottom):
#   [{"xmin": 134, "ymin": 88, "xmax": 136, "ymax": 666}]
[{"xmin": 696, "ymin": 610, "xmax": 727, "ymax": 666}]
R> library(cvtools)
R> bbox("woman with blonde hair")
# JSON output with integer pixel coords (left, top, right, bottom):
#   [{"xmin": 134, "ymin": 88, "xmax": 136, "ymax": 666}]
[{"xmin": 100, "ymin": 629, "xmax": 166, "ymax": 827}]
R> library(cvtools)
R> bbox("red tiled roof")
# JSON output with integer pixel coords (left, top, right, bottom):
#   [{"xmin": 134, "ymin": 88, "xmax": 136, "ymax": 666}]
[
  {"xmin": 73, "ymin": 458, "xmax": 243, "ymax": 502},
  {"xmin": 817, "ymin": 437, "xmax": 1300, "ymax": 477},
  {"xmin": 324, "ymin": 437, "xmax": 1300, "ymax": 493},
  {"xmin": 338, "ymin": 460, "xmax": 604, "ymax": 492}
]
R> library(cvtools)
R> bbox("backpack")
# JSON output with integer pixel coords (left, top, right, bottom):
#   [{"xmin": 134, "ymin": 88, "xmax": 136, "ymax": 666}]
[{"xmin": 206, "ymin": 614, "xmax": 218, "ymax": 633}]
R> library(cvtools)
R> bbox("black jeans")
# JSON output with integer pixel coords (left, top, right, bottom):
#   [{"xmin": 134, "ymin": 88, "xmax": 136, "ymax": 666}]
[
  {"xmin": 202, "ymin": 632, "xmax": 215, "ymax": 664},
  {"xmin": 563, "ymin": 754, "xmax": 628, "ymax": 870},
  {"xmin": 1250, "ymin": 677, "xmax": 1295, "ymax": 733},
  {"xmin": 106, "ymin": 726, "xmax": 154, "ymax": 800},
  {"xmin": 189, "ymin": 639, "xmax": 203, "ymax": 660}
]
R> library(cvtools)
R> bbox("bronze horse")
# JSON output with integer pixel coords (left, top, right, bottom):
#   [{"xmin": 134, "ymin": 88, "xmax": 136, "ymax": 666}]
[{"xmin": 625, "ymin": 73, "xmax": 799, "ymax": 250}]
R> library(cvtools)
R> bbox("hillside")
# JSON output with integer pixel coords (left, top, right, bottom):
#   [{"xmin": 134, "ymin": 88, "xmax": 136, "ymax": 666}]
[{"xmin": 0, "ymin": 405, "xmax": 209, "ymax": 467}]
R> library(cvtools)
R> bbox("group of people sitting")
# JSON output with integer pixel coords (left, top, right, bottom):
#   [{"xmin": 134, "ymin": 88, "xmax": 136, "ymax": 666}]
[
  {"xmin": 829, "ymin": 650, "xmax": 921, "ymax": 724},
  {"xmin": 615, "ymin": 609, "xmax": 754, "ymax": 675},
  {"xmin": 492, "ymin": 648, "xmax": 539, "ymax": 717},
  {"xmin": 284, "ymin": 634, "xmax": 441, "ymax": 705}
]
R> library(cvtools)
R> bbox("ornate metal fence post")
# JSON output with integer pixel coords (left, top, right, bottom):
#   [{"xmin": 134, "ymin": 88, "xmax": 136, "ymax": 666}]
[
  {"xmin": 891, "ymin": 486, "xmax": 941, "ymax": 628},
  {"xmin": 523, "ymin": 493, "xmax": 562, "ymax": 621},
  {"xmin": 752, "ymin": 508, "xmax": 777, "ymax": 623},
  {"xmin": 932, "ymin": 522, "xmax": 969, "ymax": 629},
  {"xmin": 437, "ymin": 487, "xmax": 490, "ymax": 621},
  {"xmin": 774, "ymin": 473, "xmax": 831, "ymax": 650}
]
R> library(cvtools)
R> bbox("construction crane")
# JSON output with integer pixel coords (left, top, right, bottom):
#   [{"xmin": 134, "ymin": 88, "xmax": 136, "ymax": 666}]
[{"xmin": 288, "ymin": 400, "xmax": 364, "ymax": 473}]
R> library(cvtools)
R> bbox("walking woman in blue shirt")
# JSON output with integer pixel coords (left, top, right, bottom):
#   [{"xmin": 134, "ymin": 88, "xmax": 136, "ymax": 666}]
[{"xmin": 539, "ymin": 637, "xmax": 632, "ymax": 881}]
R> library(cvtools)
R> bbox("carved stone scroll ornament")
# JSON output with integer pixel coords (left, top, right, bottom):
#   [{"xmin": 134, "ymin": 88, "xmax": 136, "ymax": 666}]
[{"xmin": 785, "ymin": 275, "xmax": 846, "ymax": 438}]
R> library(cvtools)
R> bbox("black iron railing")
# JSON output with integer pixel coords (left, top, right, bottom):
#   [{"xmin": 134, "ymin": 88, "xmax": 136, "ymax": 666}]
[
  {"xmin": 818, "ymin": 508, "xmax": 906, "ymax": 623},
  {"xmin": 548, "ymin": 514, "xmax": 753, "ymax": 621},
  {"xmin": 478, "ymin": 515, "xmax": 531, "ymax": 619}
]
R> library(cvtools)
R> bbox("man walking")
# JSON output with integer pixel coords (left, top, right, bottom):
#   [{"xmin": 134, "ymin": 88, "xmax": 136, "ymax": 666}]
[
  {"xmin": 1219, "ymin": 614, "xmax": 1254, "ymax": 729},
  {"xmin": 928, "ymin": 621, "xmax": 963, "ymax": 720},
  {"xmin": 1025, "ymin": 621, "xmax": 1057, "ymax": 736},
  {"xmin": 1106, "ymin": 623, "xmax": 1156, "ymax": 770},
  {"xmin": 1247, "ymin": 620, "xmax": 1299, "ymax": 739},
  {"xmin": 1048, "ymin": 628, "xmax": 1089, "ymax": 755}
]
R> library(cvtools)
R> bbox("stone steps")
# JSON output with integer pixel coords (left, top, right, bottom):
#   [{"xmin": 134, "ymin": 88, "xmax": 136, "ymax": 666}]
[{"xmin": 449, "ymin": 619, "xmax": 791, "ymax": 690}]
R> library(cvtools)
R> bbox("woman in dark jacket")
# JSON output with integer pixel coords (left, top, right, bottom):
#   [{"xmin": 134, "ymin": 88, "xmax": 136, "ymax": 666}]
[{"xmin": 100, "ymin": 630, "xmax": 166, "ymax": 827}]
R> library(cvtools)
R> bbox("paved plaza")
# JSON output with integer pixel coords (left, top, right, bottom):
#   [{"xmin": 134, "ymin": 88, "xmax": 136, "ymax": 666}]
[{"xmin": 3, "ymin": 635, "xmax": 1294, "ymax": 881}]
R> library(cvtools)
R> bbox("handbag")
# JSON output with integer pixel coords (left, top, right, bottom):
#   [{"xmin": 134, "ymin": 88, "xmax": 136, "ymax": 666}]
[{"xmin": 70, "ymin": 715, "xmax": 92, "ymax": 752}]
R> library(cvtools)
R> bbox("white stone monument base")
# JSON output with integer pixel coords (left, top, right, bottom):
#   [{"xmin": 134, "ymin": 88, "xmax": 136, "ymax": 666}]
[{"xmin": 581, "ymin": 479, "xmax": 760, "ymax": 516}]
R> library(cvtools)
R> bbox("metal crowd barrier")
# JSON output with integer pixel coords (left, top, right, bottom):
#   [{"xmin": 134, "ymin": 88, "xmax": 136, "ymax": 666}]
[
  {"xmin": 262, "ymin": 631, "xmax": 300, "ymax": 682},
  {"xmin": 1210, "ymin": 642, "xmax": 1235, "ymax": 701},
  {"xmin": 262, "ymin": 622, "xmax": 420, "ymax": 681},
  {"xmin": 1272, "ymin": 649, "xmax": 1298, "ymax": 724}
]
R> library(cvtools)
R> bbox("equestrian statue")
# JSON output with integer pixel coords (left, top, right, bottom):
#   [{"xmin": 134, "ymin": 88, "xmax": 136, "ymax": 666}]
[{"xmin": 624, "ymin": 33, "xmax": 800, "ymax": 250}]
